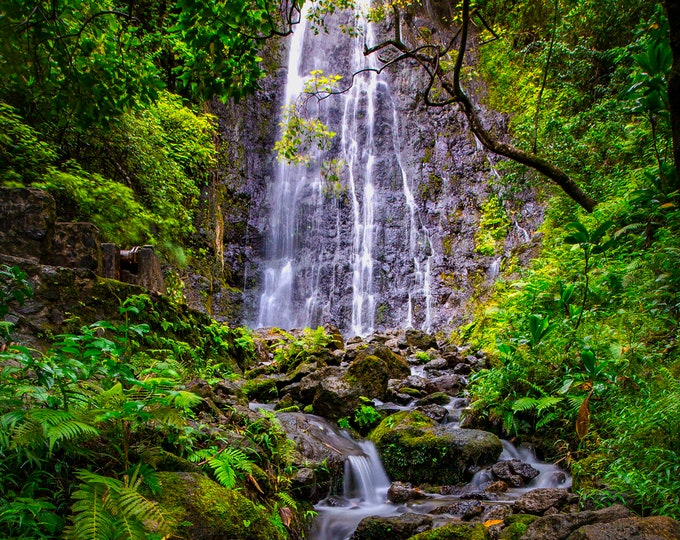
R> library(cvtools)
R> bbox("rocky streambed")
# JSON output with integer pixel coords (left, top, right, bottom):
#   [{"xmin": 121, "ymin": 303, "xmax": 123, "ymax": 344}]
[{"xmin": 210, "ymin": 326, "xmax": 680, "ymax": 540}]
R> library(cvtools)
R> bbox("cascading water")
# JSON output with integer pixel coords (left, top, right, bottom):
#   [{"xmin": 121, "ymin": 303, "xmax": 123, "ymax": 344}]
[
  {"xmin": 256, "ymin": 7, "xmax": 312, "ymax": 328},
  {"xmin": 310, "ymin": 440, "xmax": 396, "ymax": 540},
  {"xmin": 254, "ymin": 1, "xmax": 436, "ymax": 336}
]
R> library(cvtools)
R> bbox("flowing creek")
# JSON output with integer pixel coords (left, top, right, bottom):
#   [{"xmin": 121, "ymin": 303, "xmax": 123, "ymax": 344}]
[
  {"xmin": 300, "ymin": 407, "xmax": 570, "ymax": 540},
  {"xmin": 252, "ymin": 370, "xmax": 570, "ymax": 540}
]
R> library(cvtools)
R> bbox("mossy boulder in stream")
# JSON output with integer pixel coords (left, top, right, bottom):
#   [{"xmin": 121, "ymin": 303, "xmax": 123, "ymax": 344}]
[
  {"xmin": 370, "ymin": 411, "xmax": 502, "ymax": 485},
  {"xmin": 407, "ymin": 523, "xmax": 488, "ymax": 539},
  {"xmin": 153, "ymin": 472, "xmax": 286, "ymax": 540}
]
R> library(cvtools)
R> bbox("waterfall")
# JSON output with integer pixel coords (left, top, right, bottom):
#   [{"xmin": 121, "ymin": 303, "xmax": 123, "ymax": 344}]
[
  {"xmin": 256, "ymin": 7, "xmax": 311, "ymax": 329},
  {"xmin": 395, "ymin": 108, "xmax": 434, "ymax": 332},
  {"xmin": 310, "ymin": 440, "xmax": 395, "ymax": 540},
  {"xmin": 254, "ymin": 1, "xmax": 438, "ymax": 336}
]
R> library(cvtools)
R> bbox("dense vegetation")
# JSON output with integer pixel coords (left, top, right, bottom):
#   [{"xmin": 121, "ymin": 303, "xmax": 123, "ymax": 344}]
[
  {"xmin": 452, "ymin": 0, "xmax": 680, "ymax": 519},
  {"xmin": 1, "ymin": 0, "xmax": 679, "ymax": 537}
]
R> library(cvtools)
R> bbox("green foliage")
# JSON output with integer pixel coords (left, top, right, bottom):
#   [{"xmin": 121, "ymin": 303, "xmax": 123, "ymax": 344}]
[
  {"xmin": 353, "ymin": 404, "xmax": 381, "ymax": 430},
  {"xmin": 275, "ymin": 104, "xmax": 337, "ymax": 165},
  {"xmin": 0, "ymin": 265, "xmax": 33, "ymax": 341},
  {"xmin": 474, "ymin": 195, "xmax": 510, "ymax": 256},
  {"xmin": 0, "ymin": 102, "xmax": 57, "ymax": 186},
  {"xmin": 0, "ymin": 0, "xmax": 291, "ymax": 130},
  {"xmin": 415, "ymin": 351, "xmax": 431, "ymax": 364},
  {"xmin": 460, "ymin": 5, "xmax": 679, "ymax": 517},
  {"xmin": 189, "ymin": 447, "xmax": 254, "ymax": 489},
  {"xmin": 41, "ymin": 166, "xmax": 153, "ymax": 245},
  {"xmin": 64, "ymin": 466, "xmax": 170, "ymax": 540},
  {"xmin": 273, "ymin": 327, "xmax": 333, "ymax": 373}
]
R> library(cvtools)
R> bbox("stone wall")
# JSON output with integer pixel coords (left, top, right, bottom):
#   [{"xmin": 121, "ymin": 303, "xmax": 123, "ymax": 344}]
[{"xmin": 0, "ymin": 188, "xmax": 165, "ymax": 294}]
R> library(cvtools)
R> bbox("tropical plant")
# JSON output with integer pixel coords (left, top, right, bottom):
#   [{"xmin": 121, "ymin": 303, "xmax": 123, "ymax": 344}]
[{"xmin": 63, "ymin": 465, "xmax": 170, "ymax": 540}]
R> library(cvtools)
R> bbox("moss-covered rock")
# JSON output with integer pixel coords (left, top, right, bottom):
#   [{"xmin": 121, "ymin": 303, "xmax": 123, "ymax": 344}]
[
  {"xmin": 242, "ymin": 377, "xmax": 278, "ymax": 402},
  {"xmin": 416, "ymin": 392, "xmax": 451, "ymax": 406},
  {"xmin": 347, "ymin": 354, "xmax": 391, "ymax": 398},
  {"xmin": 370, "ymin": 411, "xmax": 502, "ymax": 485},
  {"xmin": 153, "ymin": 472, "xmax": 286, "ymax": 540},
  {"xmin": 406, "ymin": 522, "xmax": 488, "ymax": 540},
  {"xmin": 499, "ymin": 514, "xmax": 538, "ymax": 540},
  {"xmin": 346, "ymin": 344, "xmax": 411, "ymax": 400}
]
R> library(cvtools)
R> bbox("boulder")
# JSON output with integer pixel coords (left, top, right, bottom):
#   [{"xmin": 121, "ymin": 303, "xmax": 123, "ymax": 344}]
[
  {"xmin": 491, "ymin": 459, "xmax": 540, "ymax": 487},
  {"xmin": 408, "ymin": 522, "xmax": 489, "ymax": 539},
  {"xmin": 404, "ymin": 329, "xmax": 438, "ymax": 350},
  {"xmin": 415, "ymin": 403, "xmax": 449, "ymax": 423},
  {"xmin": 513, "ymin": 488, "xmax": 573, "ymax": 515},
  {"xmin": 370, "ymin": 410, "xmax": 502, "ymax": 485},
  {"xmin": 521, "ymin": 504, "xmax": 632, "ymax": 540},
  {"xmin": 152, "ymin": 472, "xmax": 285, "ymax": 540},
  {"xmin": 431, "ymin": 500, "xmax": 484, "ymax": 520},
  {"xmin": 276, "ymin": 412, "xmax": 361, "ymax": 476},
  {"xmin": 425, "ymin": 374, "xmax": 467, "ymax": 395},
  {"xmin": 387, "ymin": 481, "xmax": 426, "ymax": 503},
  {"xmin": 350, "ymin": 512, "xmax": 433, "ymax": 540},
  {"xmin": 567, "ymin": 515, "xmax": 680, "ymax": 540}
]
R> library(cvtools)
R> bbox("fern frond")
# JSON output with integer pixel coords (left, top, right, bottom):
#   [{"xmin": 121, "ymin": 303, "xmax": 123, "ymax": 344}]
[
  {"xmin": 276, "ymin": 491, "xmax": 298, "ymax": 511},
  {"xmin": 223, "ymin": 447, "xmax": 253, "ymax": 474},
  {"xmin": 117, "ymin": 486, "xmax": 170, "ymax": 536},
  {"xmin": 117, "ymin": 513, "xmax": 149, "ymax": 540},
  {"xmin": 511, "ymin": 397, "xmax": 538, "ymax": 413},
  {"xmin": 29, "ymin": 409, "xmax": 73, "ymax": 426},
  {"xmin": 568, "ymin": 394, "xmax": 587, "ymax": 410},
  {"xmin": 168, "ymin": 390, "xmax": 203, "ymax": 409},
  {"xmin": 536, "ymin": 396, "xmax": 563, "ymax": 413},
  {"xmin": 46, "ymin": 420, "xmax": 99, "ymax": 451},
  {"xmin": 536, "ymin": 412, "xmax": 560, "ymax": 429},
  {"xmin": 65, "ymin": 478, "xmax": 118, "ymax": 540},
  {"xmin": 208, "ymin": 456, "xmax": 237, "ymax": 488},
  {"xmin": 11, "ymin": 419, "xmax": 44, "ymax": 447}
]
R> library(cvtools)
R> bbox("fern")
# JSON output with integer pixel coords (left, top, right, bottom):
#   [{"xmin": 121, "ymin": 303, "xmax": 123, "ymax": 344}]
[
  {"xmin": 536, "ymin": 411, "xmax": 561, "ymax": 429},
  {"xmin": 511, "ymin": 397, "xmax": 539, "ymax": 413},
  {"xmin": 276, "ymin": 491, "xmax": 298, "ymax": 511},
  {"xmin": 64, "ymin": 467, "xmax": 171, "ymax": 540},
  {"xmin": 206, "ymin": 447, "xmax": 253, "ymax": 489},
  {"xmin": 535, "ymin": 396, "xmax": 563, "ymax": 413},
  {"xmin": 46, "ymin": 420, "xmax": 99, "ymax": 452}
]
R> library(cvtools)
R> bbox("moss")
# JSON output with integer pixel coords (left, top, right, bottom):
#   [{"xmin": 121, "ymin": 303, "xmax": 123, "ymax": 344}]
[
  {"xmin": 153, "ymin": 472, "xmax": 285, "ymax": 540},
  {"xmin": 400, "ymin": 387, "xmax": 425, "ymax": 397},
  {"xmin": 242, "ymin": 378, "xmax": 278, "ymax": 402},
  {"xmin": 474, "ymin": 195, "xmax": 509, "ymax": 257},
  {"xmin": 370, "ymin": 411, "xmax": 501, "ymax": 485},
  {"xmin": 499, "ymin": 514, "xmax": 538, "ymax": 540},
  {"xmin": 346, "ymin": 354, "xmax": 389, "ymax": 397},
  {"xmin": 408, "ymin": 522, "xmax": 489, "ymax": 539},
  {"xmin": 417, "ymin": 392, "xmax": 451, "ymax": 406},
  {"xmin": 504, "ymin": 514, "xmax": 538, "ymax": 526}
]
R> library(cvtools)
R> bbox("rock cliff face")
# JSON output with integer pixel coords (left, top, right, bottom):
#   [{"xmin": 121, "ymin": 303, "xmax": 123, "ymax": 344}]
[{"xmin": 210, "ymin": 8, "xmax": 544, "ymax": 335}]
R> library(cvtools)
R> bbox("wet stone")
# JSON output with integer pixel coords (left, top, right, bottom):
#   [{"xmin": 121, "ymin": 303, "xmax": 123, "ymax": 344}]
[
  {"xmin": 387, "ymin": 481, "xmax": 426, "ymax": 503},
  {"xmin": 415, "ymin": 404, "xmax": 448, "ymax": 423},
  {"xmin": 431, "ymin": 500, "xmax": 484, "ymax": 520}
]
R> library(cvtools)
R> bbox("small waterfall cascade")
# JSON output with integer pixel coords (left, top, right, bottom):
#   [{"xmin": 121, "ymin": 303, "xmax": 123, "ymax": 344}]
[
  {"xmin": 311, "ymin": 440, "xmax": 396, "ymax": 540},
  {"xmin": 254, "ymin": 1, "xmax": 436, "ymax": 336}
]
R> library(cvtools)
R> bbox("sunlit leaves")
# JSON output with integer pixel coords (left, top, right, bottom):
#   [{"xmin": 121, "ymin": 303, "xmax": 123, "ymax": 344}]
[{"xmin": 274, "ymin": 104, "xmax": 337, "ymax": 165}]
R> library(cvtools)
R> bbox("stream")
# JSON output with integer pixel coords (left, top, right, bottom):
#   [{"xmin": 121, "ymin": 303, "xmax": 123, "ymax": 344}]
[{"xmin": 304, "ymin": 413, "xmax": 570, "ymax": 539}]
